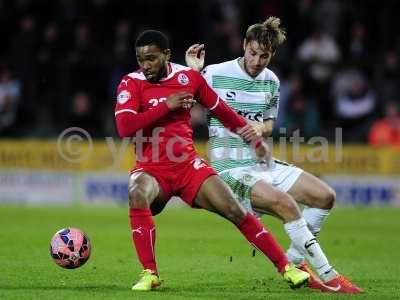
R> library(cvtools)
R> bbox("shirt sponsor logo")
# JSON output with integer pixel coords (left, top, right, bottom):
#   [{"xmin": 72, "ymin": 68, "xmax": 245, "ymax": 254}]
[
  {"xmin": 178, "ymin": 73, "xmax": 189, "ymax": 85},
  {"xmin": 226, "ymin": 91, "xmax": 236, "ymax": 101},
  {"xmin": 237, "ymin": 110, "xmax": 263, "ymax": 122},
  {"xmin": 117, "ymin": 90, "xmax": 131, "ymax": 104}
]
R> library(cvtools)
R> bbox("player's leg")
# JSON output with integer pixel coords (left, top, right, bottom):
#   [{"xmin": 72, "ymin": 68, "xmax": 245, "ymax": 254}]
[
  {"xmin": 193, "ymin": 175, "xmax": 309, "ymax": 288},
  {"xmin": 269, "ymin": 165, "xmax": 362, "ymax": 292},
  {"xmin": 250, "ymin": 179, "xmax": 338, "ymax": 290},
  {"xmin": 219, "ymin": 166, "xmax": 328, "ymax": 259},
  {"xmin": 287, "ymin": 171, "xmax": 335, "ymax": 236},
  {"xmin": 128, "ymin": 171, "xmax": 167, "ymax": 291},
  {"xmin": 221, "ymin": 165, "xmax": 336, "ymax": 290},
  {"xmin": 251, "ymin": 180, "xmax": 301, "ymax": 222},
  {"xmin": 284, "ymin": 172, "xmax": 335, "ymax": 272}
]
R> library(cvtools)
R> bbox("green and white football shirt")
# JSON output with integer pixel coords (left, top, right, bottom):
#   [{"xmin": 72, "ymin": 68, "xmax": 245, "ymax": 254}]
[{"xmin": 202, "ymin": 58, "xmax": 280, "ymax": 173}]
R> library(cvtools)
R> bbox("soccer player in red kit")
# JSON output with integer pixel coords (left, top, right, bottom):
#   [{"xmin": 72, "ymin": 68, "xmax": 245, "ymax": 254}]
[{"xmin": 114, "ymin": 30, "xmax": 309, "ymax": 292}]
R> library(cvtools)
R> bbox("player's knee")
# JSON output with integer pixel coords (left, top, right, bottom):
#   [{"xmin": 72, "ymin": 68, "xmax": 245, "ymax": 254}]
[
  {"xmin": 128, "ymin": 173, "xmax": 158, "ymax": 208},
  {"xmin": 128, "ymin": 185, "xmax": 152, "ymax": 208},
  {"xmin": 315, "ymin": 186, "xmax": 336, "ymax": 209},
  {"xmin": 323, "ymin": 187, "xmax": 336, "ymax": 209}
]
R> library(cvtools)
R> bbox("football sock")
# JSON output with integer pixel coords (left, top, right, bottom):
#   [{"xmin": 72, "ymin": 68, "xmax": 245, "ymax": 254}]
[
  {"xmin": 320, "ymin": 268, "xmax": 339, "ymax": 282},
  {"xmin": 129, "ymin": 208, "xmax": 157, "ymax": 274},
  {"xmin": 302, "ymin": 207, "xmax": 331, "ymax": 236},
  {"xmin": 286, "ymin": 245, "xmax": 306, "ymax": 265},
  {"xmin": 284, "ymin": 218, "xmax": 335, "ymax": 278},
  {"xmin": 286, "ymin": 207, "xmax": 331, "ymax": 264},
  {"xmin": 237, "ymin": 212, "xmax": 288, "ymax": 273}
]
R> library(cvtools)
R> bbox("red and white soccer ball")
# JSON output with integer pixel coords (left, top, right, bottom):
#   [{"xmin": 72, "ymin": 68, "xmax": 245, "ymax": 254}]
[{"xmin": 50, "ymin": 227, "xmax": 91, "ymax": 269}]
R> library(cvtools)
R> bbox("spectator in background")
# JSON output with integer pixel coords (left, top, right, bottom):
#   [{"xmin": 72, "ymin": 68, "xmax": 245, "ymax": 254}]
[
  {"xmin": 109, "ymin": 19, "xmax": 133, "ymax": 99},
  {"xmin": 368, "ymin": 101, "xmax": 400, "ymax": 147},
  {"xmin": 278, "ymin": 74, "xmax": 319, "ymax": 138},
  {"xmin": 334, "ymin": 74, "xmax": 376, "ymax": 142},
  {"xmin": 9, "ymin": 15, "xmax": 38, "ymax": 130},
  {"xmin": 285, "ymin": 93, "xmax": 319, "ymax": 139},
  {"xmin": 313, "ymin": 0, "xmax": 342, "ymax": 39},
  {"xmin": 37, "ymin": 22, "xmax": 64, "ymax": 124},
  {"xmin": 297, "ymin": 29, "xmax": 340, "ymax": 127},
  {"xmin": 66, "ymin": 91, "xmax": 104, "ymax": 137},
  {"xmin": 0, "ymin": 68, "xmax": 21, "ymax": 135},
  {"xmin": 376, "ymin": 50, "xmax": 400, "ymax": 104},
  {"xmin": 346, "ymin": 22, "xmax": 370, "ymax": 71},
  {"xmin": 331, "ymin": 67, "xmax": 363, "ymax": 101},
  {"xmin": 67, "ymin": 23, "xmax": 97, "ymax": 92},
  {"xmin": 202, "ymin": 0, "xmax": 241, "ymax": 64}
]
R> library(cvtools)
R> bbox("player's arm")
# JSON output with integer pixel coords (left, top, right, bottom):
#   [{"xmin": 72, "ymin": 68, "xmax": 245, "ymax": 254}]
[
  {"xmin": 186, "ymin": 45, "xmax": 263, "ymax": 141},
  {"xmin": 248, "ymin": 119, "xmax": 273, "ymax": 162},
  {"xmin": 115, "ymin": 77, "xmax": 193, "ymax": 137},
  {"xmin": 193, "ymin": 71, "xmax": 261, "ymax": 143}
]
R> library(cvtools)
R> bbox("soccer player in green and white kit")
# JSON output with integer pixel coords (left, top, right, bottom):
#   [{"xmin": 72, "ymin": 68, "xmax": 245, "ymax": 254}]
[{"xmin": 186, "ymin": 16, "xmax": 362, "ymax": 294}]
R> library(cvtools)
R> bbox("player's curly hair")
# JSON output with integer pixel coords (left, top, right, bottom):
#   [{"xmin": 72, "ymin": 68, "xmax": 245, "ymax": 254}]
[
  {"xmin": 245, "ymin": 16, "xmax": 286, "ymax": 52},
  {"xmin": 135, "ymin": 30, "xmax": 169, "ymax": 50}
]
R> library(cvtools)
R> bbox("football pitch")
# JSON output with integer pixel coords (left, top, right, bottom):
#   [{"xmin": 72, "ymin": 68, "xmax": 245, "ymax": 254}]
[{"xmin": 1, "ymin": 205, "xmax": 399, "ymax": 300}]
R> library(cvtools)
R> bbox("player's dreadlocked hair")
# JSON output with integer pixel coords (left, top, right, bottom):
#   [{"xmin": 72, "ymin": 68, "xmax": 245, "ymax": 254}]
[
  {"xmin": 135, "ymin": 30, "xmax": 169, "ymax": 50},
  {"xmin": 245, "ymin": 16, "xmax": 286, "ymax": 52}
]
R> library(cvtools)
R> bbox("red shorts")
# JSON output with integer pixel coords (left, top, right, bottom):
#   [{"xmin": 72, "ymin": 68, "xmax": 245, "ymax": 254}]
[{"xmin": 130, "ymin": 157, "xmax": 217, "ymax": 206}]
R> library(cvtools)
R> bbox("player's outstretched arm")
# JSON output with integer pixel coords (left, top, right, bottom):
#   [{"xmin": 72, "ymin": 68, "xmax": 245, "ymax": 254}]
[
  {"xmin": 193, "ymin": 70, "xmax": 257, "ymax": 138},
  {"xmin": 185, "ymin": 44, "xmax": 205, "ymax": 72}
]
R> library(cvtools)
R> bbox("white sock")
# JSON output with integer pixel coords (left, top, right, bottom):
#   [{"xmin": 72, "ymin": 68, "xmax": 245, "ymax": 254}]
[
  {"xmin": 286, "ymin": 207, "xmax": 331, "ymax": 263},
  {"xmin": 302, "ymin": 207, "xmax": 331, "ymax": 236},
  {"xmin": 284, "ymin": 218, "xmax": 335, "ymax": 278},
  {"xmin": 286, "ymin": 245, "xmax": 305, "ymax": 265}
]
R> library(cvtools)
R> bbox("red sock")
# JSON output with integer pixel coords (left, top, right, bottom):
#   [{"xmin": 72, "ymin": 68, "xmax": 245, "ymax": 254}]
[
  {"xmin": 129, "ymin": 208, "xmax": 157, "ymax": 274},
  {"xmin": 237, "ymin": 212, "xmax": 288, "ymax": 273}
]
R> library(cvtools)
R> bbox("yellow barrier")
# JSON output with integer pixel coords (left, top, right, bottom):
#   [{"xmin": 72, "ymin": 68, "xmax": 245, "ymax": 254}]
[
  {"xmin": 0, "ymin": 139, "xmax": 399, "ymax": 175},
  {"xmin": 0, "ymin": 139, "xmax": 133, "ymax": 172}
]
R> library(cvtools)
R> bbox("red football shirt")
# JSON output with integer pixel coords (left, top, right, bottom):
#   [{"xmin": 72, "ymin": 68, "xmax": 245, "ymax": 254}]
[{"xmin": 115, "ymin": 62, "xmax": 247, "ymax": 166}]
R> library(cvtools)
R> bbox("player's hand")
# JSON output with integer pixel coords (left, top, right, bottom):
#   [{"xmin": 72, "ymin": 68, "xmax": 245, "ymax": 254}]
[
  {"xmin": 237, "ymin": 120, "xmax": 264, "ymax": 142},
  {"xmin": 247, "ymin": 120, "xmax": 265, "ymax": 136},
  {"xmin": 237, "ymin": 122, "xmax": 262, "ymax": 142},
  {"xmin": 165, "ymin": 92, "xmax": 195, "ymax": 111},
  {"xmin": 185, "ymin": 44, "xmax": 205, "ymax": 72}
]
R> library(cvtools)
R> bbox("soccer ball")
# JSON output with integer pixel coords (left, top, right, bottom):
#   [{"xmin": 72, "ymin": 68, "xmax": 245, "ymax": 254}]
[{"xmin": 50, "ymin": 227, "xmax": 91, "ymax": 269}]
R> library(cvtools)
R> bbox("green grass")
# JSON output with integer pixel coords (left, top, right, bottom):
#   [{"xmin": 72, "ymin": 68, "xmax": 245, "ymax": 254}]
[{"xmin": 1, "ymin": 205, "xmax": 400, "ymax": 300}]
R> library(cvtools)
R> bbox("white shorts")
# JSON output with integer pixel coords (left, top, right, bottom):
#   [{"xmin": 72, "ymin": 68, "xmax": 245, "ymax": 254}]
[{"xmin": 219, "ymin": 159, "xmax": 303, "ymax": 214}]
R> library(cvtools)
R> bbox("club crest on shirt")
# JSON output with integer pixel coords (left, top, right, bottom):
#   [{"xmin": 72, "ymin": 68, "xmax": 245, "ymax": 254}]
[
  {"xmin": 178, "ymin": 73, "xmax": 189, "ymax": 85},
  {"xmin": 264, "ymin": 92, "xmax": 272, "ymax": 103},
  {"xmin": 117, "ymin": 90, "xmax": 131, "ymax": 104},
  {"xmin": 243, "ymin": 174, "xmax": 253, "ymax": 184}
]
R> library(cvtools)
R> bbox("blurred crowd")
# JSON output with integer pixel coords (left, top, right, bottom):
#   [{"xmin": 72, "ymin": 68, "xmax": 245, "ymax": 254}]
[{"xmin": 1, "ymin": 0, "xmax": 400, "ymax": 145}]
